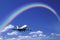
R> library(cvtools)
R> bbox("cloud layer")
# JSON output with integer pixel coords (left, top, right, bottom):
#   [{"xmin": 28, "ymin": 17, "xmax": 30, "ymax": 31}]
[{"xmin": 0, "ymin": 24, "xmax": 60, "ymax": 40}]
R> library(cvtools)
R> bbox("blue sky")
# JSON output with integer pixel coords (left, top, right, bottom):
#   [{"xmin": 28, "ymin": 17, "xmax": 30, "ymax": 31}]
[{"xmin": 0, "ymin": 0, "xmax": 60, "ymax": 40}]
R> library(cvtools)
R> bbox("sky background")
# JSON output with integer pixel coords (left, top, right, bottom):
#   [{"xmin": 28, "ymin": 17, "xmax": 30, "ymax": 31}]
[{"xmin": 0, "ymin": 0, "xmax": 60, "ymax": 40}]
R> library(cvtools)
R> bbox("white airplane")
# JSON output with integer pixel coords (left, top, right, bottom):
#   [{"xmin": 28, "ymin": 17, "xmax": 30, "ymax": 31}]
[{"xmin": 12, "ymin": 25, "xmax": 30, "ymax": 32}]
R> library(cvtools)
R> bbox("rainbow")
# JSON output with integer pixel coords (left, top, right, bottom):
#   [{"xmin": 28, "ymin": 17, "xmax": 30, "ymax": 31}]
[{"xmin": 0, "ymin": 3, "xmax": 60, "ymax": 31}]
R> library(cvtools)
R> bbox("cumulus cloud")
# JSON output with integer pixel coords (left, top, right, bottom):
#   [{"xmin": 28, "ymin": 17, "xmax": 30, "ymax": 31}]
[
  {"xmin": 29, "ymin": 31, "xmax": 46, "ymax": 37},
  {"xmin": 2, "ymin": 33, "xmax": 60, "ymax": 40},
  {"xmin": 0, "ymin": 24, "xmax": 14, "ymax": 33},
  {"xmin": 0, "ymin": 24, "xmax": 60, "ymax": 40},
  {"xmin": 0, "ymin": 36, "xmax": 3, "ymax": 40},
  {"xmin": 0, "ymin": 37, "xmax": 3, "ymax": 40},
  {"xmin": 1, "ymin": 30, "xmax": 60, "ymax": 40},
  {"xmin": 7, "ymin": 31, "xmax": 18, "ymax": 35},
  {"xmin": 29, "ymin": 31, "xmax": 43, "ymax": 34}
]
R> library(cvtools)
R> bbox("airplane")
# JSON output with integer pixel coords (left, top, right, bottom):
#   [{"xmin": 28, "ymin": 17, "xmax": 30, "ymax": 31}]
[{"xmin": 12, "ymin": 25, "xmax": 31, "ymax": 32}]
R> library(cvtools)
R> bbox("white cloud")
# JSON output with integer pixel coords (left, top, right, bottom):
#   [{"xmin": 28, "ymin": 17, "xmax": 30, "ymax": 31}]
[
  {"xmin": 1, "ymin": 32, "xmax": 60, "ymax": 40},
  {"xmin": 29, "ymin": 31, "xmax": 46, "ymax": 37},
  {"xmin": 29, "ymin": 31, "xmax": 43, "ymax": 35},
  {"xmin": 0, "ymin": 24, "xmax": 60, "ymax": 40},
  {"xmin": 0, "ymin": 38, "xmax": 2, "ymax": 40},
  {"xmin": 0, "ymin": 36, "xmax": 3, "ymax": 40},
  {"xmin": 7, "ymin": 31, "xmax": 18, "ymax": 35},
  {"xmin": 0, "ymin": 24, "xmax": 14, "ymax": 33},
  {"xmin": 6, "ymin": 38, "xmax": 16, "ymax": 40}
]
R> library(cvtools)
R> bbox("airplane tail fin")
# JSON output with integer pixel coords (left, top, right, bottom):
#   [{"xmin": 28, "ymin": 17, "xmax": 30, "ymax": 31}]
[{"xmin": 16, "ymin": 26, "xmax": 19, "ymax": 29}]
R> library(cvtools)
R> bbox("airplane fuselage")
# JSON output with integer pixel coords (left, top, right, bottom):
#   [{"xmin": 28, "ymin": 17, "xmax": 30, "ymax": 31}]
[{"xmin": 12, "ymin": 27, "xmax": 27, "ymax": 32}]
